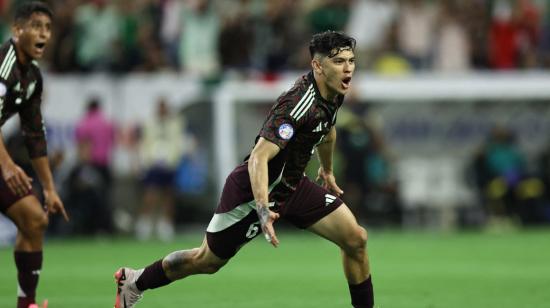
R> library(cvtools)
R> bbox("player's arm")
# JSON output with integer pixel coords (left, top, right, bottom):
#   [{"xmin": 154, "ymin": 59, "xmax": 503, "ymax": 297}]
[
  {"xmin": 0, "ymin": 130, "xmax": 33, "ymax": 196},
  {"xmin": 248, "ymin": 137, "xmax": 281, "ymax": 247},
  {"xmin": 30, "ymin": 156, "xmax": 68, "ymax": 221},
  {"xmin": 316, "ymin": 126, "xmax": 343, "ymax": 196},
  {"xmin": 20, "ymin": 78, "xmax": 69, "ymax": 220},
  {"xmin": 0, "ymin": 76, "xmax": 33, "ymax": 196}
]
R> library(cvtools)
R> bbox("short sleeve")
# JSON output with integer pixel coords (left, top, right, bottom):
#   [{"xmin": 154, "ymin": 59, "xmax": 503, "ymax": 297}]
[
  {"xmin": 259, "ymin": 99, "xmax": 299, "ymax": 150},
  {"xmin": 19, "ymin": 75, "xmax": 47, "ymax": 158}
]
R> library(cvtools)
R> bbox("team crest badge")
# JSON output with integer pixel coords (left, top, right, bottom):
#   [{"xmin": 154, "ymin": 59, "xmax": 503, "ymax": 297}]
[{"xmin": 278, "ymin": 123, "xmax": 294, "ymax": 140}]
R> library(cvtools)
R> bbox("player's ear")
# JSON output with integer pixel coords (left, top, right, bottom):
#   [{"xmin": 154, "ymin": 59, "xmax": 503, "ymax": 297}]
[
  {"xmin": 311, "ymin": 57, "xmax": 323, "ymax": 75},
  {"xmin": 11, "ymin": 24, "xmax": 24, "ymax": 39}
]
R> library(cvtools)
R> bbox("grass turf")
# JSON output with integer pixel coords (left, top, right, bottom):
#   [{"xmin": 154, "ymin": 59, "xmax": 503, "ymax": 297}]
[{"xmin": 1, "ymin": 229, "xmax": 549, "ymax": 307}]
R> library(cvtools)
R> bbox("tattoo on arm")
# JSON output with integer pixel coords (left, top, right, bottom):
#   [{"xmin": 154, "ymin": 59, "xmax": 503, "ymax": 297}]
[
  {"xmin": 163, "ymin": 249, "xmax": 198, "ymax": 279},
  {"xmin": 257, "ymin": 205, "xmax": 270, "ymax": 226}
]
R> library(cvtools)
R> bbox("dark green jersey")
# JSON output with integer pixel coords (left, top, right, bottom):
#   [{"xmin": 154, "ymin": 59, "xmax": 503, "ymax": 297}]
[
  {"xmin": 0, "ymin": 39, "xmax": 47, "ymax": 158},
  {"xmin": 255, "ymin": 71, "xmax": 343, "ymax": 202}
]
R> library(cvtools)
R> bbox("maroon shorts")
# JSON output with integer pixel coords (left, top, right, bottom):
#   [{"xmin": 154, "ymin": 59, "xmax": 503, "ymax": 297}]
[
  {"xmin": 0, "ymin": 175, "xmax": 33, "ymax": 214},
  {"xmin": 206, "ymin": 167, "xmax": 343, "ymax": 259}
]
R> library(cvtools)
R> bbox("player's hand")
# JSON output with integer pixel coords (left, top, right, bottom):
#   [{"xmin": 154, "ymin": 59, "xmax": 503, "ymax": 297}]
[
  {"xmin": 43, "ymin": 188, "xmax": 69, "ymax": 222},
  {"xmin": 316, "ymin": 167, "xmax": 344, "ymax": 197},
  {"xmin": 256, "ymin": 202, "xmax": 280, "ymax": 247},
  {"xmin": 1, "ymin": 161, "xmax": 33, "ymax": 197}
]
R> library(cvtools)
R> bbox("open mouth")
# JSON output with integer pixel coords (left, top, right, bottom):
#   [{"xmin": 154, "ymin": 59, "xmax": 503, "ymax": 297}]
[
  {"xmin": 341, "ymin": 77, "xmax": 352, "ymax": 89},
  {"xmin": 35, "ymin": 43, "xmax": 46, "ymax": 51}
]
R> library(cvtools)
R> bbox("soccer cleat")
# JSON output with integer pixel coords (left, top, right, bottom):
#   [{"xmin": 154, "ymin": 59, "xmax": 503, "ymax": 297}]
[
  {"xmin": 28, "ymin": 300, "xmax": 48, "ymax": 308},
  {"xmin": 114, "ymin": 268, "xmax": 144, "ymax": 308}
]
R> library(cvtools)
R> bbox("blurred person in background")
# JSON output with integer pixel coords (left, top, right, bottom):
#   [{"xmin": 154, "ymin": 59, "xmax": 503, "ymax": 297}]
[
  {"xmin": 64, "ymin": 138, "xmax": 113, "ymax": 235},
  {"xmin": 252, "ymin": 0, "xmax": 305, "ymax": 77},
  {"xmin": 345, "ymin": 0, "xmax": 397, "ymax": 69},
  {"xmin": 218, "ymin": 0, "xmax": 255, "ymax": 74},
  {"xmin": 74, "ymin": 0, "xmax": 119, "ymax": 71},
  {"xmin": 372, "ymin": 20, "xmax": 411, "ymax": 75},
  {"xmin": 178, "ymin": 0, "xmax": 220, "ymax": 78},
  {"xmin": 470, "ymin": 125, "xmax": 531, "ymax": 226},
  {"xmin": 488, "ymin": 0, "xmax": 520, "ymax": 69},
  {"xmin": 307, "ymin": 0, "xmax": 351, "ymax": 34},
  {"xmin": 135, "ymin": 98, "xmax": 190, "ymax": 242},
  {"xmin": 74, "ymin": 97, "xmax": 115, "ymax": 232},
  {"xmin": 46, "ymin": 0, "xmax": 78, "ymax": 73},
  {"xmin": 338, "ymin": 101, "xmax": 401, "ymax": 226},
  {"xmin": 396, "ymin": 0, "xmax": 437, "ymax": 70},
  {"xmin": 113, "ymin": 31, "xmax": 374, "ymax": 308},
  {"xmin": 0, "ymin": 2, "xmax": 69, "ymax": 307},
  {"xmin": 433, "ymin": 1, "xmax": 471, "ymax": 72}
]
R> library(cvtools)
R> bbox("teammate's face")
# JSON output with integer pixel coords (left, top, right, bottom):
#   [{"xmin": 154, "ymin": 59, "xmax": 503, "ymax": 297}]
[
  {"xmin": 318, "ymin": 48, "xmax": 355, "ymax": 97},
  {"xmin": 13, "ymin": 12, "xmax": 52, "ymax": 60}
]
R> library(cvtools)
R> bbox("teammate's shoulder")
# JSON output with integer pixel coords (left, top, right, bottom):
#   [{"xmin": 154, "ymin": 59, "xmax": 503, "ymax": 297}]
[{"xmin": 0, "ymin": 40, "xmax": 17, "ymax": 81}]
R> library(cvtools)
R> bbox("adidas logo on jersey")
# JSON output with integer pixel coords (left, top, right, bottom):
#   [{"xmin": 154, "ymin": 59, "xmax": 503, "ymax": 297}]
[
  {"xmin": 325, "ymin": 194, "xmax": 336, "ymax": 206},
  {"xmin": 312, "ymin": 122, "xmax": 327, "ymax": 133}
]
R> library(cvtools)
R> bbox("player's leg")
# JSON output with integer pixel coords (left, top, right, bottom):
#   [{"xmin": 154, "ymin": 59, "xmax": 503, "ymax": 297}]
[
  {"xmin": 284, "ymin": 177, "xmax": 373, "ymax": 308},
  {"xmin": 114, "ymin": 165, "xmax": 260, "ymax": 307},
  {"xmin": 308, "ymin": 204, "xmax": 373, "ymax": 308},
  {"xmin": 5, "ymin": 195, "xmax": 49, "ymax": 308},
  {"xmin": 114, "ymin": 236, "xmax": 228, "ymax": 308}
]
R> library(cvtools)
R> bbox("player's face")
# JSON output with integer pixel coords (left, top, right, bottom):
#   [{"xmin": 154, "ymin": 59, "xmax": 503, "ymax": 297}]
[
  {"xmin": 321, "ymin": 48, "xmax": 355, "ymax": 96},
  {"xmin": 13, "ymin": 13, "xmax": 52, "ymax": 60}
]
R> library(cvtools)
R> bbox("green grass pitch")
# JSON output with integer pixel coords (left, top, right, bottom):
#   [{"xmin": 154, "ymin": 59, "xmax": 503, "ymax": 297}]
[{"xmin": 1, "ymin": 229, "xmax": 549, "ymax": 307}]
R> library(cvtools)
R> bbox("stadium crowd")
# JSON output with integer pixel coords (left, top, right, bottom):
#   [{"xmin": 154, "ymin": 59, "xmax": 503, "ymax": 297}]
[
  {"xmin": 1, "ymin": 0, "xmax": 550, "ymax": 76},
  {"xmin": 1, "ymin": 0, "xmax": 550, "ymax": 235}
]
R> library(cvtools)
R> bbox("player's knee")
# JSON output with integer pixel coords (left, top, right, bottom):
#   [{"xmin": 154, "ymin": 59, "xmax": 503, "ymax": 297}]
[
  {"xmin": 23, "ymin": 212, "xmax": 48, "ymax": 237},
  {"xmin": 343, "ymin": 226, "xmax": 367, "ymax": 255}
]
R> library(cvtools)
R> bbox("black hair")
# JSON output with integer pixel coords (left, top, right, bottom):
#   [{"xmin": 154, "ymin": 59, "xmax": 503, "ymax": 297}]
[
  {"xmin": 14, "ymin": 1, "xmax": 53, "ymax": 23},
  {"xmin": 309, "ymin": 31, "xmax": 356, "ymax": 59},
  {"xmin": 87, "ymin": 97, "xmax": 101, "ymax": 112}
]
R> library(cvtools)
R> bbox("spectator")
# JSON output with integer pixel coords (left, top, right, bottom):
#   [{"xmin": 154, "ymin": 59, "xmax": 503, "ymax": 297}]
[
  {"xmin": 135, "ymin": 99, "xmax": 192, "ymax": 241},
  {"xmin": 488, "ymin": 0, "xmax": 519, "ymax": 69},
  {"xmin": 65, "ymin": 140, "xmax": 113, "ymax": 235},
  {"xmin": 307, "ymin": 0, "xmax": 351, "ymax": 34},
  {"xmin": 345, "ymin": 0, "xmax": 397, "ymax": 68},
  {"xmin": 433, "ymin": 0, "xmax": 471, "ymax": 72},
  {"xmin": 218, "ymin": 0, "xmax": 255, "ymax": 73},
  {"xmin": 396, "ymin": 0, "xmax": 438, "ymax": 70},
  {"xmin": 470, "ymin": 125, "xmax": 527, "ymax": 225},
  {"xmin": 178, "ymin": 0, "xmax": 220, "ymax": 77},
  {"xmin": 74, "ymin": 0, "xmax": 120, "ymax": 71},
  {"xmin": 74, "ymin": 98, "xmax": 116, "ymax": 232}
]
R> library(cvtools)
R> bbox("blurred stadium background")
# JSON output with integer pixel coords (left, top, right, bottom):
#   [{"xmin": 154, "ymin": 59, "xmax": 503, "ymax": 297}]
[{"xmin": 1, "ymin": 0, "xmax": 550, "ymax": 307}]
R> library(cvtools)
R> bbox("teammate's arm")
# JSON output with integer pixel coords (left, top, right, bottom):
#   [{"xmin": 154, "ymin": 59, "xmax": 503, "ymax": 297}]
[
  {"xmin": 31, "ymin": 156, "xmax": 68, "ymax": 221},
  {"xmin": 20, "ymin": 78, "xmax": 69, "ymax": 221},
  {"xmin": 248, "ymin": 137, "xmax": 281, "ymax": 247},
  {"xmin": 316, "ymin": 126, "xmax": 343, "ymax": 196},
  {"xmin": 0, "ymin": 131, "xmax": 33, "ymax": 196}
]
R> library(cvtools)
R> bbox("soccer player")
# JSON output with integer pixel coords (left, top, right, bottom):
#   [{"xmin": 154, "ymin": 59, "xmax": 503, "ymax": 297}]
[
  {"xmin": 114, "ymin": 31, "xmax": 374, "ymax": 308},
  {"xmin": 0, "ymin": 2, "xmax": 69, "ymax": 308}
]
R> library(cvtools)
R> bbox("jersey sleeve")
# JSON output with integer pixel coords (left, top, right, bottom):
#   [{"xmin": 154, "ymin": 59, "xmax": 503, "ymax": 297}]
[
  {"xmin": 18, "ymin": 74, "xmax": 47, "ymax": 158},
  {"xmin": 259, "ymin": 98, "xmax": 301, "ymax": 150}
]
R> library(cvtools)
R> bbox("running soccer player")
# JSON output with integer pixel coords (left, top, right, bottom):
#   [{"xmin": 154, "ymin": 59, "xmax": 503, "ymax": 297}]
[
  {"xmin": 114, "ymin": 31, "xmax": 374, "ymax": 308},
  {"xmin": 0, "ymin": 2, "xmax": 69, "ymax": 308}
]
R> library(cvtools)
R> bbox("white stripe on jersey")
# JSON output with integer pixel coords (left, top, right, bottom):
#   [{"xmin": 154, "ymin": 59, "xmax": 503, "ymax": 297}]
[
  {"xmin": 290, "ymin": 84, "xmax": 314, "ymax": 119},
  {"xmin": 294, "ymin": 94, "xmax": 315, "ymax": 121},
  {"xmin": 0, "ymin": 46, "xmax": 15, "ymax": 79},
  {"xmin": 207, "ymin": 164, "xmax": 285, "ymax": 233}
]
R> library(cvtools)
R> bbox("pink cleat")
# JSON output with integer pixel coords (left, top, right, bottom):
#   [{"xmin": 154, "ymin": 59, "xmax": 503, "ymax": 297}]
[
  {"xmin": 114, "ymin": 268, "xmax": 144, "ymax": 308},
  {"xmin": 28, "ymin": 300, "xmax": 48, "ymax": 308}
]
